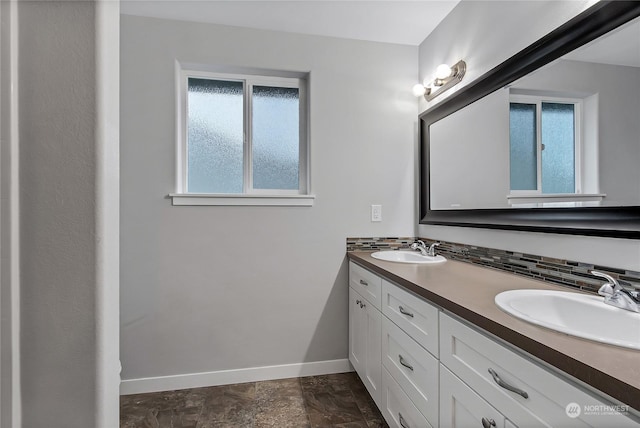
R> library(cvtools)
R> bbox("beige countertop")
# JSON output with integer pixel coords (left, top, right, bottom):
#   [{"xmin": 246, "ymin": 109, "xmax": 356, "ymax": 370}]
[{"xmin": 347, "ymin": 251, "xmax": 640, "ymax": 412}]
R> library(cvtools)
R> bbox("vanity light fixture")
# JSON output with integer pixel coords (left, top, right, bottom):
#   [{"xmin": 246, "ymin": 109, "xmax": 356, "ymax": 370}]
[{"xmin": 413, "ymin": 60, "xmax": 467, "ymax": 101}]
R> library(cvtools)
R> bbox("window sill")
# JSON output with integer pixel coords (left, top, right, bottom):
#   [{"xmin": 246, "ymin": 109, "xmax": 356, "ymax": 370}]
[
  {"xmin": 169, "ymin": 193, "xmax": 315, "ymax": 206},
  {"xmin": 507, "ymin": 193, "xmax": 606, "ymax": 208}
]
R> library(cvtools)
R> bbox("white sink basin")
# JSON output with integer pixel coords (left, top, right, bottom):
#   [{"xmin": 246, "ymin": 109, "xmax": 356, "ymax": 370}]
[
  {"xmin": 371, "ymin": 250, "xmax": 446, "ymax": 264},
  {"xmin": 495, "ymin": 289, "xmax": 640, "ymax": 350}
]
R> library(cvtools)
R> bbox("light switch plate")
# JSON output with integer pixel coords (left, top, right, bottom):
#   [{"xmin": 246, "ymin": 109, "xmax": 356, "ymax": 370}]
[{"xmin": 371, "ymin": 204, "xmax": 382, "ymax": 222}]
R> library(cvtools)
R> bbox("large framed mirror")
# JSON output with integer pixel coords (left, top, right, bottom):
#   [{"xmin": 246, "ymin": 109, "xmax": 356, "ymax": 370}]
[{"xmin": 419, "ymin": 1, "xmax": 640, "ymax": 239}]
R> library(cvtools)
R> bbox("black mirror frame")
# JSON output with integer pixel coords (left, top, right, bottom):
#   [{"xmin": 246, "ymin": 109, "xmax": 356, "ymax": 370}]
[{"xmin": 419, "ymin": 1, "xmax": 640, "ymax": 239}]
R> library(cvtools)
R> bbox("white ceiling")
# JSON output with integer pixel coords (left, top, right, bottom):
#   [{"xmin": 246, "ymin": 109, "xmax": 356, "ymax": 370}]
[
  {"xmin": 564, "ymin": 17, "xmax": 640, "ymax": 68},
  {"xmin": 120, "ymin": 0, "xmax": 461, "ymax": 46}
]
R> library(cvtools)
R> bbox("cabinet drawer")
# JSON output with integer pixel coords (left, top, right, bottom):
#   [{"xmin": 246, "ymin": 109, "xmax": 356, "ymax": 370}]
[
  {"xmin": 382, "ymin": 317, "xmax": 438, "ymax": 426},
  {"xmin": 382, "ymin": 279, "xmax": 439, "ymax": 357},
  {"xmin": 440, "ymin": 365, "xmax": 505, "ymax": 428},
  {"xmin": 381, "ymin": 368, "xmax": 433, "ymax": 428},
  {"xmin": 440, "ymin": 313, "xmax": 638, "ymax": 427},
  {"xmin": 349, "ymin": 262, "xmax": 382, "ymax": 309}
]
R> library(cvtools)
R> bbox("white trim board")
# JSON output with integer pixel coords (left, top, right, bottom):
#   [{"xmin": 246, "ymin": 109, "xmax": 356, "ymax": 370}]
[
  {"xmin": 120, "ymin": 359, "xmax": 353, "ymax": 395},
  {"xmin": 169, "ymin": 193, "xmax": 315, "ymax": 206}
]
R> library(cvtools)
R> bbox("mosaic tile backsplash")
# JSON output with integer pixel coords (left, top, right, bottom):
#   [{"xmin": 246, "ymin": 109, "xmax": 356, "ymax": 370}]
[
  {"xmin": 346, "ymin": 237, "xmax": 415, "ymax": 252},
  {"xmin": 346, "ymin": 237, "xmax": 640, "ymax": 294}
]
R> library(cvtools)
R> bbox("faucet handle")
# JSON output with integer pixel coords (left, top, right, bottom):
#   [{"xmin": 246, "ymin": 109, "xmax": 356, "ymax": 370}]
[
  {"xmin": 591, "ymin": 270, "xmax": 621, "ymax": 295},
  {"xmin": 426, "ymin": 242, "xmax": 440, "ymax": 257},
  {"xmin": 597, "ymin": 283, "xmax": 615, "ymax": 298},
  {"xmin": 411, "ymin": 240, "xmax": 425, "ymax": 250}
]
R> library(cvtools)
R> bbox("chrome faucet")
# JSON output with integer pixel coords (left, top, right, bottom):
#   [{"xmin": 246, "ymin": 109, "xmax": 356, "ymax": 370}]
[
  {"xmin": 410, "ymin": 240, "xmax": 440, "ymax": 257},
  {"xmin": 591, "ymin": 270, "xmax": 640, "ymax": 313}
]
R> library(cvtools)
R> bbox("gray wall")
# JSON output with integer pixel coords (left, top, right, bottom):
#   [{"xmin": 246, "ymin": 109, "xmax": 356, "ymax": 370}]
[
  {"xmin": 17, "ymin": 1, "xmax": 120, "ymax": 427},
  {"xmin": 430, "ymin": 89, "xmax": 509, "ymax": 209},
  {"xmin": 417, "ymin": 0, "xmax": 640, "ymax": 270},
  {"xmin": 120, "ymin": 15, "xmax": 416, "ymax": 382}
]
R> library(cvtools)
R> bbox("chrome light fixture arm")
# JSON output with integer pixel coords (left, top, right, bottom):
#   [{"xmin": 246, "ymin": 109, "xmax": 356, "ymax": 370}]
[
  {"xmin": 412, "ymin": 60, "xmax": 467, "ymax": 101},
  {"xmin": 424, "ymin": 60, "xmax": 467, "ymax": 101}
]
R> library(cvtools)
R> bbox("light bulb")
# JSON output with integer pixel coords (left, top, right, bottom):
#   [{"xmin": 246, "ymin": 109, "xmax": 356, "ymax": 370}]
[
  {"xmin": 435, "ymin": 64, "xmax": 452, "ymax": 79},
  {"xmin": 412, "ymin": 84, "xmax": 426, "ymax": 97}
]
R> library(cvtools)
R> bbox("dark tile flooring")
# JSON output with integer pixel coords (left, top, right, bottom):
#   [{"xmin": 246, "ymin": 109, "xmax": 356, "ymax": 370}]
[{"xmin": 120, "ymin": 372, "xmax": 389, "ymax": 428}]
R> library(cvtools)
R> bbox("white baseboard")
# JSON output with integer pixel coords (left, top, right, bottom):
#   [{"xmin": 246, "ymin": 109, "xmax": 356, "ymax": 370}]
[{"xmin": 120, "ymin": 358, "xmax": 353, "ymax": 395}]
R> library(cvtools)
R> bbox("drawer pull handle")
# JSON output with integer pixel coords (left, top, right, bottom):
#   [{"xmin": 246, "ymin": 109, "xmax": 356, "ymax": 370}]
[
  {"xmin": 399, "ymin": 354, "xmax": 414, "ymax": 371},
  {"xmin": 481, "ymin": 417, "xmax": 496, "ymax": 428},
  {"xmin": 359, "ymin": 279, "xmax": 369, "ymax": 286},
  {"xmin": 355, "ymin": 299, "xmax": 365, "ymax": 309},
  {"xmin": 398, "ymin": 306, "xmax": 414, "ymax": 318},
  {"xmin": 399, "ymin": 412, "xmax": 410, "ymax": 428},
  {"xmin": 488, "ymin": 368, "xmax": 529, "ymax": 399}
]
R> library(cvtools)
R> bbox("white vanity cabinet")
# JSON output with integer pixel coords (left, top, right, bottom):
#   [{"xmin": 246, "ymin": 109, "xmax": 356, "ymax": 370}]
[
  {"xmin": 348, "ymin": 261, "xmax": 638, "ymax": 428},
  {"xmin": 440, "ymin": 313, "xmax": 638, "ymax": 428},
  {"xmin": 349, "ymin": 262, "xmax": 440, "ymax": 428}
]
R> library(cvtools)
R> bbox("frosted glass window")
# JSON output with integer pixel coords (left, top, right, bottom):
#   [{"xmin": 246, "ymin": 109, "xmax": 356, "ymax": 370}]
[
  {"xmin": 510, "ymin": 103, "xmax": 537, "ymax": 191},
  {"xmin": 252, "ymin": 86, "xmax": 300, "ymax": 190},
  {"xmin": 541, "ymin": 102, "xmax": 575, "ymax": 194},
  {"xmin": 187, "ymin": 78, "xmax": 244, "ymax": 193},
  {"xmin": 509, "ymin": 96, "xmax": 580, "ymax": 195},
  {"xmin": 181, "ymin": 71, "xmax": 307, "ymax": 197}
]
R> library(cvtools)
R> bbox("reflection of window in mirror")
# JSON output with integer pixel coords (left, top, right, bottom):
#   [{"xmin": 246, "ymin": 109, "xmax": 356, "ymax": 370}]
[
  {"xmin": 507, "ymin": 91, "xmax": 603, "ymax": 207},
  {"xmin": 509, "ymin": 94, "xmax": 580, "ymax": 194}
]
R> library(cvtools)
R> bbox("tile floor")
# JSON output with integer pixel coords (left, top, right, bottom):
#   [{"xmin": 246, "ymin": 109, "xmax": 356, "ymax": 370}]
[{"xmin": 120, "ymin": 372, "xmax": 389, "ymax": 428}]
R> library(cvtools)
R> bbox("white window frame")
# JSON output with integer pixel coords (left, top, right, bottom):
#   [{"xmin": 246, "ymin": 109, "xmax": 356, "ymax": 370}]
[
  {"xmin": 508, "ymin": 94, "xmax": 583, "ymax": 197},
  {"xmin": 170, "ymin": 68, "xmax": 314, "ymax": 206}
]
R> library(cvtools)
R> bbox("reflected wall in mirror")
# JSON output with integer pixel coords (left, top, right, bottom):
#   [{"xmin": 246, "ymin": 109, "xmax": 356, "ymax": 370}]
[{"xmin": 420, "ymin": 1, "xmax": 640, "ymax": 238}]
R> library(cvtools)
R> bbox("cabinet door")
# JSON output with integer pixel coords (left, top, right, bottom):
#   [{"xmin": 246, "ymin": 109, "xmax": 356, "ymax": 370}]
[
  {"xmin": 440, "ymin": 365, "xmax": 505, "ymax": 428},
  {"xmin": 349, "ymin": 287, "xmax": 366, "ymax": 374},
  {"xmin": 349, "ymin": 287, "xmax": 382, "ymax": 407}
]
